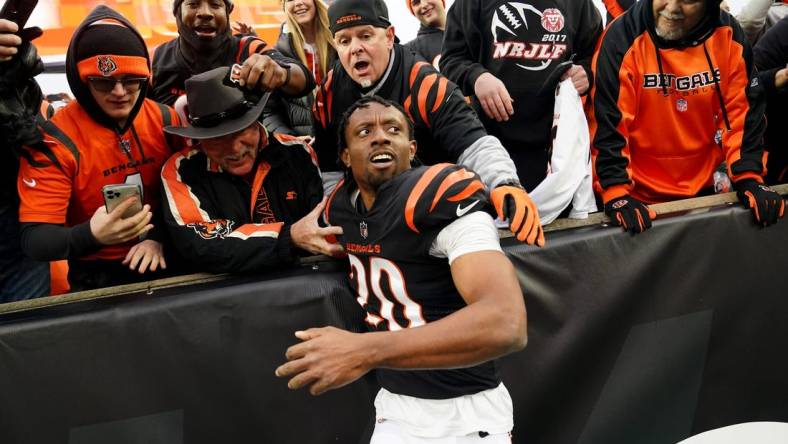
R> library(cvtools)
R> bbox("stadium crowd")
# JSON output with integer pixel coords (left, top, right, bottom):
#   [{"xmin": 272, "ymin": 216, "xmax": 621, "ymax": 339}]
[{"xmin": 0, "ymin": 0, "xmax": 786, "ymax": 439}]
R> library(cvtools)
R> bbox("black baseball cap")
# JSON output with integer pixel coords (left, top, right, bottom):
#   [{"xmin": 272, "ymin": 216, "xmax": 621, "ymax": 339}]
[{"xmin": 328, "ymin": 0, "xmax": 391, "ymax": 35}]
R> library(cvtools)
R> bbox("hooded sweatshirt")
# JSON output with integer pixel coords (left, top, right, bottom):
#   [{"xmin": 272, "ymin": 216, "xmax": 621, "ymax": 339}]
[
  {"xmin": 151, "ymin": 10, "xmax": 311, "ymax": 107},
  {"xmin": 404, "ymin": 25, "xmax": 444, "ymax": 67},
  {"xmin": 589, "ymin": 0, "xmax": 767, "ymax": 204},
  {"xmin": 17, "ymin": 6, "xmax": 181, "ymax": 264},
  {"xmin": 440, "ymin": 0, "xmax": 603, "ymax": 191}
]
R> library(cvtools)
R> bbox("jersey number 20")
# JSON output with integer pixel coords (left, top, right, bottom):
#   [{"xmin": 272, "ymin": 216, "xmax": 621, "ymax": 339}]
[{"xmin": 348, "ymin": 254, "xmax": 426, "ymax": 331}]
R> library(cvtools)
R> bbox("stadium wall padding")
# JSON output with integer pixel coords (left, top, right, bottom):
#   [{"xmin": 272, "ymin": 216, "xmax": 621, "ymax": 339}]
[{"xmin": 0, "ymin": 205, "xmax": 786, "ymax": 444}]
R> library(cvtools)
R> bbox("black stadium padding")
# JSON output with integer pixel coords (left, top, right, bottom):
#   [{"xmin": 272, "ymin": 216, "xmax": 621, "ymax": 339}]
[{"xmin": 0, "ymin": 204, "xmax": 787, "ymax": 444}]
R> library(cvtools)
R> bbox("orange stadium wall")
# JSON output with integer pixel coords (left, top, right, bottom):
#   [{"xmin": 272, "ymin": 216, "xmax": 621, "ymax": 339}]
[{"xmin": 34, "ymin": 0, "xmax": 286, "ymax": 56}]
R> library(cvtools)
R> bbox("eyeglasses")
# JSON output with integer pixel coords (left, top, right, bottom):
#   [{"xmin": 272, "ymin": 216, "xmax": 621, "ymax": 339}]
[
  {"xmin": 190, "ymin": 100, "xmax": 255, "ymax": 128},
  {"xmin": 86, "ymin": 76, "xmax": 148, "ymax": 93}
]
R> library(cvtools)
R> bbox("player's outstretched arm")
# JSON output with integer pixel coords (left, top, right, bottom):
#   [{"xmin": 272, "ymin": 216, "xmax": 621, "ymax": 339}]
[{"xmin": 275, "ymin": 250, "xmax": 527, "ymax": 395}]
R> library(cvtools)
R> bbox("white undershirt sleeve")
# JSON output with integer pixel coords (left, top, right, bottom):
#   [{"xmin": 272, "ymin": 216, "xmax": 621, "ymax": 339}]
[{"xmin": 429, "ymin": 211, "xmax": 503, "ymax": 264}]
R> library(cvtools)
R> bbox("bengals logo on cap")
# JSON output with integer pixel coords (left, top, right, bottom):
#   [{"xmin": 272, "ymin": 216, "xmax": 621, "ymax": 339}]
[
  {"xmin": 336, "ymin": 14, "xmax": 362, "ymax": 25},
  {"xmin": 97, "ymin": 56, "xmax": 118, "ymax": 77}
]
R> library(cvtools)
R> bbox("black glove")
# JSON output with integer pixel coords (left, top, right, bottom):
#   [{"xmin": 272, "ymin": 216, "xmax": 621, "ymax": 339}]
[
  {"xmin": 0, "ymin": 39, "xmax": 44, "ymax": 149},
  {"xmin": 734, "ymin": 179, "xmax": 785, "ymax": 227},
  {"xmin": 604, "ymin": 195, "xmax": 656, "ymax": 234}
]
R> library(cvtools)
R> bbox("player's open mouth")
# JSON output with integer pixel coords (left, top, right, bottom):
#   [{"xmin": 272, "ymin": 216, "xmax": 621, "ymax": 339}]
[{"xmin": 370, "ymin": 152, "xmax": 394, "ymax": 169}]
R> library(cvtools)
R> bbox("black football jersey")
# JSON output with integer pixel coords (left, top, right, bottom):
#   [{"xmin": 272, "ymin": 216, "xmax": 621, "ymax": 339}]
[{"xmin": 325, "ymin": 164, "xmax": 501, "ymax": 400}]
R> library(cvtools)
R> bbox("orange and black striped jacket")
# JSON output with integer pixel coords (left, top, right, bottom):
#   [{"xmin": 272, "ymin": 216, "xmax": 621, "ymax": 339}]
[
  {"xmin": 312, "ymin": 43, "xmax": 488, "ymax": 172},
  {"xmin": 160, "ymin": 133, "xmax": 323, "ymax": 273},
  {"xmin": 589, "ymin": 0, "xmax": 767, "ymax": 204}
]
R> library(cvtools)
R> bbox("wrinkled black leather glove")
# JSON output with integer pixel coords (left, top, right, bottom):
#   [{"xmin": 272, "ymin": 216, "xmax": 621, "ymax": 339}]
[
  {"xmin": 0, "ymin": 39, "xmax": 44, "ymax": 148},
  {"xmin": 604, "ymin": 195, "xmax": 657, "ymax": 235},
  {"xmin": 734, "ymin": 179, "xmax": 785, "ymax": 227}
]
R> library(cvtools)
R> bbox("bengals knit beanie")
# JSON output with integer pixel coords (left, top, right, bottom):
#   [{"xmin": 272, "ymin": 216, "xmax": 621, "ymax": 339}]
[
  {"xmin": 406, "ymin": 0, "xmax": 445, "ymax": 16},
  {"xmin": 75, "ymin": 22, "xmax": 150, "ymax": 82}
]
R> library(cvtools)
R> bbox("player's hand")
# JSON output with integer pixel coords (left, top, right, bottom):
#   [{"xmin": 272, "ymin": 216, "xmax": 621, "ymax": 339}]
[
  {"xmin": 560, "ymin": 64, "xmax": 589, "ymax": 95},
  {"xmin": 275, "ymin": 326, "xmax": 373, "ymax": 396},
  {"xmin": 236, "ymin": 53, "xmax": 289, "ymax": 91},
  {"xmin": 290, "ymin": 197, "xmax": 345, "ymax": 257},
  {"xmin": 0, "ymin": 19, "xmax": 22, "ymax": 62},
  {"xmin": 734, "ymin": 179, "xmax": 785, "ymax": 227},
  {"xmin": 603, "ymin": 194, "xmax": 656, "ymax": 234},
  {"xmin": 474, "ymin": 72, "xmax": 514, "ymax": 122},
  {"xmin": 122, "ymin": 239, "xmax": 167, "ymax": 274},
  {"xmin": 491, "ymin": 184, "xmax": 545, "ymax": 247},
  {"xmin": 90, "ymin": 198, "xmax": 153, "ymax": 245}
]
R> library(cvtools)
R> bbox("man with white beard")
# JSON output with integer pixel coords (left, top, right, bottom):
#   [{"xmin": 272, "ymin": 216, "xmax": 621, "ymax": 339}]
[{"xmin": 589, "ymin": 0, "xmax": 784, "ymax": 233}]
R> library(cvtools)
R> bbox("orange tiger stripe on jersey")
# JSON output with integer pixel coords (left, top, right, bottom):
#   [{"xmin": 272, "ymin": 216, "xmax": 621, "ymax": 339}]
[
  {"xmin": 403, "ymin": 95, "xmax": 414, "ymax": 122},
  {"xmin": 429, "ymin": 167, "xmax": 475, "ymax": 212},
  {"xmin": 409, "ymin": 62, "xmax": 428, "ymax": 89},
  {"xmin": 324, "ymin": 178, "xmax": 345, "ymax": 225},
  {"xmin": 405, "ymin": 163, "xmax": 451, "ymax": 233},
  {"xmin": 432, "ymin": 77, "xmax": 449, "ymax": 113},
  {"xmin": 418, "ymin": 74, "xmax": 437, "ymax": 128},
  {"xmin": 447, "ymin": 180, "xmax": 484, "ymax": 202},
  {"xmin": 161, "ymin": 148, "xmax": 210, "ymax": 225}
]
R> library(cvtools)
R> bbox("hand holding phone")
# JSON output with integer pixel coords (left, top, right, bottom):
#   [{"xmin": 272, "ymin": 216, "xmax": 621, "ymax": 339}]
[
  {"xmin": 103, "ymin": 184, "xmax": 143, "ymax": 218},
  {"xmin": 91, "ymin": 184, "xmax": 153, "ymax": 245}
]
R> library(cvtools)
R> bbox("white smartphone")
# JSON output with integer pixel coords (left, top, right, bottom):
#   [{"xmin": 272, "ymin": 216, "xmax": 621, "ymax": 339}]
[{"xmin": 102, "ymin": 184, "xmax": 143, "ymax": 219}]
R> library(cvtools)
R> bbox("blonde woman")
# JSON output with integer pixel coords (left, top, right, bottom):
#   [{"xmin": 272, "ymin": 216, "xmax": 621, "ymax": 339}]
[{"xmin": 263, "ymin": 0, "xmax": 337, "ymax": 136}]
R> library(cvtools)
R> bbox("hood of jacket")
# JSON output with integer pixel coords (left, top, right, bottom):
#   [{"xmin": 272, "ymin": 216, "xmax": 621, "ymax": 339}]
[
  {"xmin": 640, "ymin": 0, "xmax": 723, "ymax": 48},
  {"xmin": 65, "ymin": 5, "xmax": 150, "ymax": 133}
]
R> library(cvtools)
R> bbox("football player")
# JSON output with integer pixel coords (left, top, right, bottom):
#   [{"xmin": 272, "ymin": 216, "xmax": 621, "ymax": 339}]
[{"xmin": 276, "ymin": 96, "xmax": 527, "ymax": 443}]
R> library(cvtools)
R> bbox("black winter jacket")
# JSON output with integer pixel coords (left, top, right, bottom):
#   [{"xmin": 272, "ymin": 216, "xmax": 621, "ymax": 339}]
[
  {"xmin": 160, "ymin": 133, "xmax": 323, "ymax": 273},
  {"xmin": 404, "ymin": 25, "xmax": 445, "ymax": 67},
  {"xmin": 263, "ymin": 32, "xmax": 336, "ymax": 136},
  {"xmin": 754, "ymin": 16, "xmax": 788, "ymax": 183}
]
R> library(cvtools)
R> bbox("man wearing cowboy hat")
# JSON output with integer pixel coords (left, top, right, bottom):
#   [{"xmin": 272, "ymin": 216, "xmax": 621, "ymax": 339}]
[{"xmin": 160, "ymin": 66, "xmax": 343, "ymax": 273}]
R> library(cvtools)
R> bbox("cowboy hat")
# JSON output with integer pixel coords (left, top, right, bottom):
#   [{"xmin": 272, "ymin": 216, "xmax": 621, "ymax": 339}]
[{"xmin": 164, "ymin": 66, "xmax": 270, "ymax": 139}]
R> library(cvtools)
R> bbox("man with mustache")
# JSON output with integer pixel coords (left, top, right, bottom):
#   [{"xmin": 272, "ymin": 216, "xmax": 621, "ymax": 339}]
[
  {"xmin": 160, "ymin": 67, "xmax": 342, "ymax": 273},
  {"xmin": 589, "ymin": 0, "xmax": 784, "ymax": 234},
  {"xmin": 152, "ymin": 0, "xmax": 313, "ymax": 108},
  {"xmin": 313, "ymin": 0, "xmax": 546, "ymax": 247}
]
